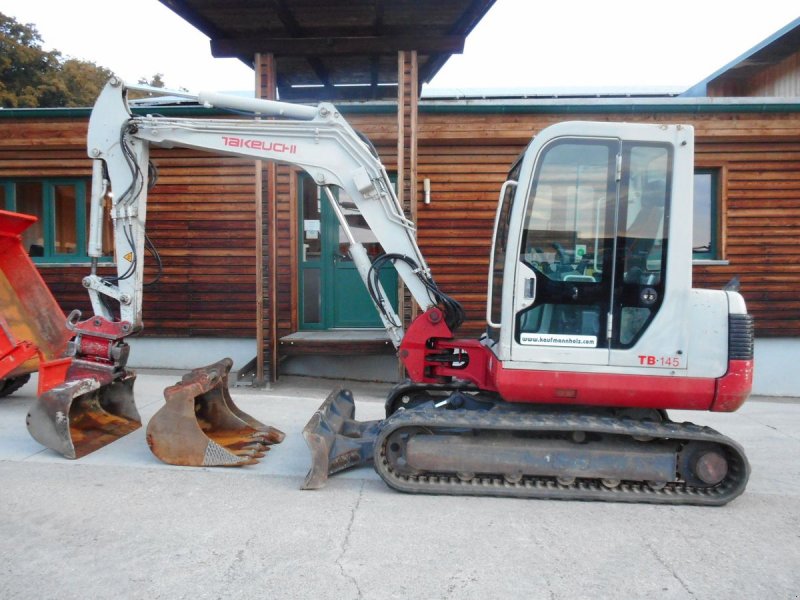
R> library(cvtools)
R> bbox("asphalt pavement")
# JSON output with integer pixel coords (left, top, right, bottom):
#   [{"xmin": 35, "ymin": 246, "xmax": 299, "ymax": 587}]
[{"xmin": 0, "ymin": 372, "xmax": 798, "ymax": 600}]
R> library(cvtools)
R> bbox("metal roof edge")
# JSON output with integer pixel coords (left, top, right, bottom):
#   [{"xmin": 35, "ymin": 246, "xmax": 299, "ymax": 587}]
[
  {"xmin": 339, "ymin": 96, "xmax": 800, "ymax": 114},
  {"xmin": 2, "ymin": 97, "xmax": 799, "ymax": 120}
]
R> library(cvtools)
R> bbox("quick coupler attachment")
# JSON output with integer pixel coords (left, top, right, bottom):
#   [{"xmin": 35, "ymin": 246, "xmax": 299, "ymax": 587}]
[
  {"xmin": 146, "ymin": 358, "xmax": 284, "ymax": 467},
  {"xmin": 302, "ymin": 388, "xmax": 382, "ymax": 490},
  {"xmin": 26, "ymin": 371, "xmax": 141, "ymax": 459}
]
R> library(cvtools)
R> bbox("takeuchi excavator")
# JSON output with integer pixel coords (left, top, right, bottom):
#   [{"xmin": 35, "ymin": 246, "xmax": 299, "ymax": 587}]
[{"xmin": 6, "ymin": 77, "xmax": 753, "ymax": 505}]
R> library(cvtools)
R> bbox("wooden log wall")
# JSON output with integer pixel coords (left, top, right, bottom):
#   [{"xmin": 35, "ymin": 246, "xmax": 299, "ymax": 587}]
[
  {"xmin": 273, "ymin": 114, "xmax": 398, "ymax": 343},
  {"xmin": 407, "ymin": 109, "xmax": 800, "ymax": 339},
  {"xmin": 693, "ymin": 137, "xmax": 800, "ymax": 337},
  {"xmin": 0, "ymin": 117, "xmax": 258, "ymax": 338},
  {"xmin": 2, "ymin": 106, "xmax": 799, "ymax": 348},
  {"xmin": 139, "ymin": 148, "xmax": 257, "ymax": 336}
]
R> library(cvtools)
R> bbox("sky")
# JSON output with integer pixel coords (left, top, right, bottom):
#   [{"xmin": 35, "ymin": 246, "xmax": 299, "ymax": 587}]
[{"xmin": 1, "ymin": 0, "xmax": 798, "ymax": 95}]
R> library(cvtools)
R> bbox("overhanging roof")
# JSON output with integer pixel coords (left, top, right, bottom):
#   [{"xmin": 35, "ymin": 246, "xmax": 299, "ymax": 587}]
[
  {"xmin": 684, "ymin": 16, "xmax": 800, "ymax": 96},
  {"xmin": 159, "ymin": 0, "xmax": 495, "ymax": 101}
]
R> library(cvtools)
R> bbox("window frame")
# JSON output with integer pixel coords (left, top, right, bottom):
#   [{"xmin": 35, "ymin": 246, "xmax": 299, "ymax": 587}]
[
  {"xmin": 692, "ymin": 168, "xmax": 720, "ymax": 261},
  {"xmin": 1, "ymin": 178, "xmax": 113, "ymax": 265}
]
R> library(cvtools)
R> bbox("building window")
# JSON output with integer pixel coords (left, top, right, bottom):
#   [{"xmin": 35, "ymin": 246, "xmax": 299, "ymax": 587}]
[
  {"xmin": 693, "ymin": 170, "xmax": 719, "ymax": 260},
  {"xmin": 1, "ymin": 179, "xmax": 113, "ymax": 263}
]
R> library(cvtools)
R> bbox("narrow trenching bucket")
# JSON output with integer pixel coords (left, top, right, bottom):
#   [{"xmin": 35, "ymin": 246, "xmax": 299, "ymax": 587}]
[
  {"xmin": 26, "ymin": 371, "xmax": 141, "ymax": 459},
  {"xmin": 146, "ymin": 358, "xmax": 284, "ymax": 467},
  {"xmin": 302, "ymin": 389, "xmax": 382, "ymax": 490}
]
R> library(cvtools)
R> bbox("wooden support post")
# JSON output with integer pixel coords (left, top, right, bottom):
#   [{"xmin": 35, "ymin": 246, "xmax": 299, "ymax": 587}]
[
  {"xmin": 255, "ymin": 53, "xmax": 279, "ymax": 384},
  {"xmin": 396, "ymin": 50, "xmax": 419, "ymax": 378},
  {"xmin": 397, "ymin": 50, "xmax": 419, "ymax": 329},
  {"xmin": 254, "ymin": 149, "xmax": 264, "ymax": 385}
]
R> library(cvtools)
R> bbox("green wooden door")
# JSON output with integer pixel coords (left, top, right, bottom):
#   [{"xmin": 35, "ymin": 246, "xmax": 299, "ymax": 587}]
[{"xmin": 298, "ymin": 175, "xmax": 397, "ymax": 329}]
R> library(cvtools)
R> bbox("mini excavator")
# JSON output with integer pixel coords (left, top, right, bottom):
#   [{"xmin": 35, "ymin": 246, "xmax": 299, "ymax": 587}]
[{"xmin": 1, "ymin": 78, "xmax": 752, "ymax": 504}]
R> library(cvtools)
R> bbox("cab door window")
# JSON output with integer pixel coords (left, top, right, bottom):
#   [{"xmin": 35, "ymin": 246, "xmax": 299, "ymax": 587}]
[
  {"xmin": 517, "ymin": 140, "xmax": 618, "ymax": 349},
  {"xmin": 614, "ymin": 144, "xmax": 671, "ymax": 347}
]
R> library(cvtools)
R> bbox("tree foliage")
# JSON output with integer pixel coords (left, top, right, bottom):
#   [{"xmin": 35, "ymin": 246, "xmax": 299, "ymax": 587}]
[
  {"xmin": 138, "ymin": 73, "xmax": 166, "ymax": 88},
  {"xmin": 0, "ymin": 12, "xmax": 112, "ymax": 108}
]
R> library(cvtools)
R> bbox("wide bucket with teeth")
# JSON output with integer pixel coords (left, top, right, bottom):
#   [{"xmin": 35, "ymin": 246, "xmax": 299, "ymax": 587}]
[
  {"xmin": 146, "ymin": 358, "xmax": 284, "ymax": 467},
  {"xmin": 26, "ymin": 372, "xmax": 141, "ymax": 459},
  {"xmin": 302, "ymin": 388, "xmax": 382, "ymax": 489}
]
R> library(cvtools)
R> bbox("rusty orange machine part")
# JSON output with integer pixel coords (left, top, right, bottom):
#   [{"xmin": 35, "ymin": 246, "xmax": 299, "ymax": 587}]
[
  {"xmin": 146, "ymin": 358, "xmax": 284, "ymax": 467},
  {"xmin": 0, "ymin": 210, "xmax": 71, "ymax": 393}
]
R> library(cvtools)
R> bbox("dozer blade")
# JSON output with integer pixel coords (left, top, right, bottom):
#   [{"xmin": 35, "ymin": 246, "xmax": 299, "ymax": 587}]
[
  {"xmin": 146, "ymin": 358, "xmax": 284, "ymax": 467},
  {"xmin": 26, "ymin": 372, "xmax": 141, "ymax": 459},
  {"xmin": 302, "ymin": 388, "xmax": 382, "ymax": 490}
]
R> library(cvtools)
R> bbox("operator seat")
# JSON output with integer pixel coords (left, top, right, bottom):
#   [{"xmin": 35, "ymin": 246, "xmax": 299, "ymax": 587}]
[{"xmin": 624, "ymin": 180, "xmax": 665, "ymax": 280}]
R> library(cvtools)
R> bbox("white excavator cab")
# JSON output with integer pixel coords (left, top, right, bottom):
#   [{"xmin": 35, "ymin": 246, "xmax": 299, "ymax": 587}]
[
  {"xmin": 481, "ymin": 123, "xmax": 746, "ymax": 409},
  {"xmin": 491, "ymin": 122, "xmax": 694, "ymax": 367}
]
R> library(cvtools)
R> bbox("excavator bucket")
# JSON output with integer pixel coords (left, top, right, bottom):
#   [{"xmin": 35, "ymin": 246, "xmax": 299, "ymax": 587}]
[
  {"xmin": 26, "ymin": 372, "xmax": 141, "ymax": 459},
  {"xmin": 302, "ymin": 389, "xmax": 381, "ymax": 489},
  {"xmin": 146, "ymin": 358, "xmax": 284, "ymax": 466}
]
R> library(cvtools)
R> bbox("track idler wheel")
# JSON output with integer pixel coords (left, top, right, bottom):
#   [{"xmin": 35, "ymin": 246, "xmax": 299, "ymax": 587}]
[
  {"xmin": 26, "ymin": 372, "xmax": 141, "ymax": 459},
  {"xmin": 146, "ymin": 358, "xmax": 284, "ymax": 467},
  {"xmin": 679, "ymin": 442, "xmax": 729, "ymax": 486}
]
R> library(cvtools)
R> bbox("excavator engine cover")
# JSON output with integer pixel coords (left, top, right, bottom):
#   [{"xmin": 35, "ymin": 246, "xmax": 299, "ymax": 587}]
[
  {"xmin": 146, "ymin": 358, "xmax": 284, "ymax": 466},
  {"xmin": 26, "ymin": 372, "xmax": 141, "ymax": 459}
]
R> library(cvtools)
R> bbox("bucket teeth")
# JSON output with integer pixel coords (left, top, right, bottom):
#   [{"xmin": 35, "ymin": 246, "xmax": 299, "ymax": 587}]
[
  {"xmin": 301, "ymin": 388, "xmax": 382, "ymax": 490},
  {"xmin": 146, "ymin": 358, "xmax": 284, "ymax": 467},
  {"xmin": 26, "ymin": 372, "xmax": 141, "ymax": 459}
]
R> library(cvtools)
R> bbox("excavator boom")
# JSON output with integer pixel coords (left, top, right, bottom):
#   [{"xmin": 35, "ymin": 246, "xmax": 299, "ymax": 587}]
[{"xmin": 23, "ymin": 77, "xmax": 457, "ymax": 465}]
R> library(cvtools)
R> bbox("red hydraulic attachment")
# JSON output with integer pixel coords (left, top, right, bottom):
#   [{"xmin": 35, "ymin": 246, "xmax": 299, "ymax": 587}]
[
  {"xmin": 399, "ymin": 307, "xmax": 752, "ymax": 413},
  {"xmin": 399, "ymin": 307, "xmax": 496, "ymax": 391},
  {"xmin": 0, "ymin": 209, "xmax": 141, "ymax": 457}
]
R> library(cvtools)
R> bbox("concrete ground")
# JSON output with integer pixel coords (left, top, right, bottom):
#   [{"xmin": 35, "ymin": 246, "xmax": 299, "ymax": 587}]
[{"xmin": 0, "ymin": 372, "xmax": 798, "ymax": 600}]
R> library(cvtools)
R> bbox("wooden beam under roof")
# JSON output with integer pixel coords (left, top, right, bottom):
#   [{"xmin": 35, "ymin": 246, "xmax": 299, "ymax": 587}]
[
  {"xmin": 277, "ymin": 83, "xmax": 397, "ymax": 102},
  {"xmin": 268, "ymin": 0, "xmax": 334, "ymax": 91},
  {"xmin": 370, "ymin": 0, "xmax": 385, "ymax": 97},
  {"xmin": 211, "ymin": 35, "xmax": 466, "ymax": 58}
]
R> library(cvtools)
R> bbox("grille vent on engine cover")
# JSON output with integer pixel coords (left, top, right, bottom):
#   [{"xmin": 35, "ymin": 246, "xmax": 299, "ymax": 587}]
[{"xmin": 729, "ymin": 314, "xmax": 754, "ymax": 360}]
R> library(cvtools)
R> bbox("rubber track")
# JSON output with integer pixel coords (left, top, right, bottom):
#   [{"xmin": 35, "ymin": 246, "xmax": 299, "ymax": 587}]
[
  {"xmin": 374, "ymin": 407, "xmax": 750, "ymax": 506},
  {"xmin": 0, "ymin": 375, "xmax": 31, "ymax": 399}
]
